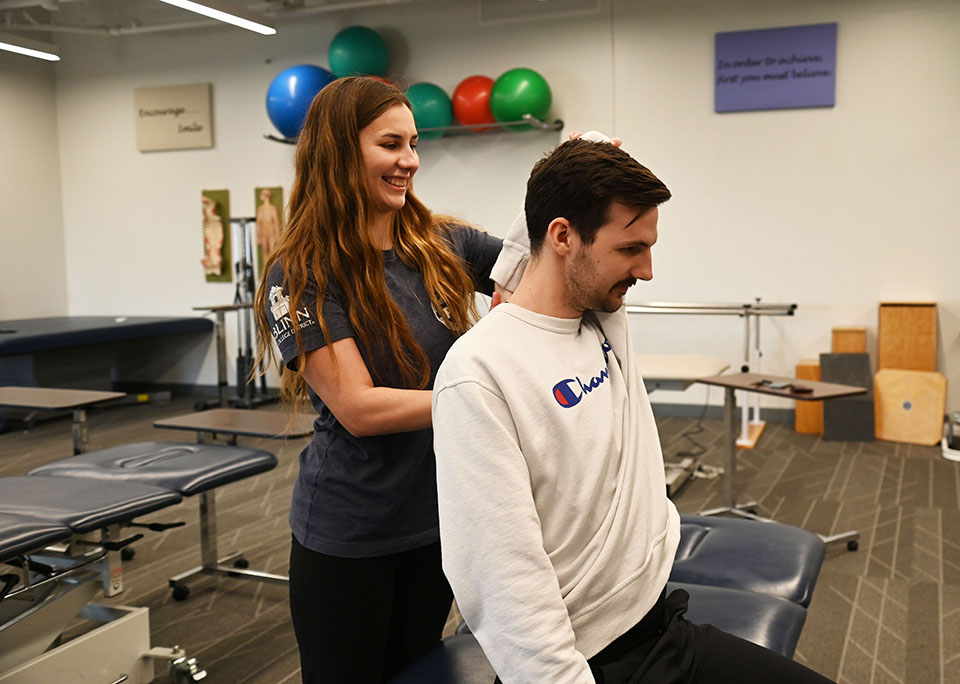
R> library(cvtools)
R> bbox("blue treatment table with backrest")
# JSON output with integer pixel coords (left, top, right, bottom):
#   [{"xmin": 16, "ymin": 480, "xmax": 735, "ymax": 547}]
[
  {"xmin": 28, "ymin": 441, "xmax": 282, "ymax": 600},
  {"xmin": 0, "ymin": 317, "xmax": 214, "ymax": 357},
  {"xmin": 0, "ymin": 316, "xmax": 214, "ymax": 393},
  {"xmin": 390, "ymin": 581, "xmax": 809, "ymax": 684},
  {"xmin": 672, "ymin": 514, "xmax": 825, "ymax": 607},
  {"xmin": 0, "ymin": 440, "xmax": 282, "ymax": 681},
  {"xmin": 388, "ymin": 514, "xmax": 826, "ymax": 684},
  {"xmin": 0, "ymin": 492, "xmax": 209, "ymax": 683}
]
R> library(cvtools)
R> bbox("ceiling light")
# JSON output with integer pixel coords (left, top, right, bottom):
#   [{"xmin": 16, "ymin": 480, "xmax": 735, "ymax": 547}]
[
  {"xmin": 157, "ymin": 0, "xmax": 277, "ymax": 35},
  {"xmin": 0, "ymin": 32, "xmax": 60, "ymax": 61}
]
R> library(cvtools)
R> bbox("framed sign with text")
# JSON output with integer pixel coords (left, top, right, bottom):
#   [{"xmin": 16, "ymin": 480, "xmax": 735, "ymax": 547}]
[
  {"xmin": 134, "ymin": 83, "xmax": 213, "ymax": 151},
  {"xmin": 715, "ymin": 23, "xmax": 837, "ymax": 113}
]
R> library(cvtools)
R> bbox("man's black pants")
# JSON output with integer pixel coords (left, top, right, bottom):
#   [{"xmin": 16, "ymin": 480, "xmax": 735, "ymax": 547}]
[{"xmin": 496, "ymin": 588, "xmax": 835, "ymax": 684}]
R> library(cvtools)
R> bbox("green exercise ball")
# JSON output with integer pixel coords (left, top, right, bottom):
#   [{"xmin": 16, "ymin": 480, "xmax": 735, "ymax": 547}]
[
  {"xmin": 328, "ymin": 26, "xmax": 389, "ymax": 77},
  {"xmin": 406, "ymin": 82, "xmax": 452, "ymax": 140},
  {"xmin": 490, "ymin": 68, "xmax": 552, "ymax": 131}
]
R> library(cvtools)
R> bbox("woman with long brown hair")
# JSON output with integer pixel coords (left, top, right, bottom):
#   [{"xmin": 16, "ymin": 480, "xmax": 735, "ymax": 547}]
[{"xmin": 254, "ymin": 76, "xmax": 502, "ymax": 682}]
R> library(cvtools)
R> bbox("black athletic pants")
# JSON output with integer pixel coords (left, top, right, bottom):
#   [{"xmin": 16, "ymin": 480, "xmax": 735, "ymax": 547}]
[
  {"xmin": 495, "ymin": 588, "xmax": 835, "ymax": 684},
  {"xmin": 289, "ymin": 536, "xmax": 453, "ymax": 684}
]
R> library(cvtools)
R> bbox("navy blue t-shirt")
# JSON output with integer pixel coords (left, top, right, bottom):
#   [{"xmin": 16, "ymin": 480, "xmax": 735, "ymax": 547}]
[{"xmin": 265, "ymin": 225, "xmax": 502, "ymax": 557}]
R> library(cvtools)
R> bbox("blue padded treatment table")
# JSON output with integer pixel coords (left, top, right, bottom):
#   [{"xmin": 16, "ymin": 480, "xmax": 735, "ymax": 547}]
[
  {"xmin": 0, "ymin": 317, "xmax": 213, "ymax": 357},
  {"xmin": 672, "ymin": 514, "xmax": 825, "ymax": 607},
  {"xmin": 28, "ymin": 441, "xmax": 283, "ymax": 599},
  {"xmin": 29, "ymin": 441, "xmax": 278, "ymax": 495},
  {"xmin": 0, "ymin": 477, "xmax": 180, "ymax": 533},
  {"xmin": 389, "ymin": 581, "xmax": 808, "ymax": 683},
  {"xmin": 669, "ymin": 581, "xmax": 806, "ymax": 657},
  {"xmin": 0, "ymin": 316, "xmax": 214, "ymax": 391},
  {"xmin": 0, "ymin": 513, "xmax": 72, "ymax": 564}
]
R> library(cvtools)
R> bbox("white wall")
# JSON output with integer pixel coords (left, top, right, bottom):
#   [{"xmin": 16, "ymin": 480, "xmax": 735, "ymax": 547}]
[
  {"xmin": 0, "ymin": 51, "xmax": 67, "ymax": 318},
  {"xmin": 23, "ymin": 0, "xmax": 960, "ymax": 410},
  {"xmin": 613, "ymin": 0, "xmax": 960, "ymax": 411}
]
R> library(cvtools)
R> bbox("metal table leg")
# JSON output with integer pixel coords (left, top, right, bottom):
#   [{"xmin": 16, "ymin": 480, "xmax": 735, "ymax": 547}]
[
  {"xmin": 215, "ymin": 311, "xmax": 229, "ymax": 408},
  {"xmin": 698, "ymin": 387, "xmax": 758, "ymax": 517},
  {"xmin": 72, "ymin": 408, "xmax": 88, "ymax": 455},
  {"xmin": 698, "ymin": 387, "xmax": 859, "ymax": 551}
]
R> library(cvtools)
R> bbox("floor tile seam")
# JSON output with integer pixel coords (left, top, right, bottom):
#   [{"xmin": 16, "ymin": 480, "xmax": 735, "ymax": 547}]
[
  {"xmin": 939, "ymin": 537, "xmax": 960, "ymax": 553},
  {"xmin": 233, "ymin": 643, "xmax": 302, "ymax": 684},
  {"xmin": 853, "ymin": 603, "xmax": 881, "ymax": 625},
  {"xmin": 939, "ymin": 522, "xmax": 945, "ymax": 684},
  {"xmin": 912, "ymin": 567, "xmax": 942, "ymax": 585},
  {"xmin": 912, "ymin": 545, "xmax": 941, "ymax": 563},
  {"xmin": 273, "ymin": 667, "xmax": 303, "ymax": 684},
  {"xmin": 873, "ymin": 577, "xmax": 899, "ymax": 683},
  {"xmin": 956, "ymin": 464, "xmax": 960, "ymax": 512},
  {"xmin": 895, "ymin": 457, "xmax": 906, "ymax": 506},
  {"xmin": 836, "ymin": 575, "xmax": 867, "ymax": 677},
  {"xmin": 195, "ymin": 617, "xmax": 295, "ymax": 665},
  {"xmin": 845, "ymin": 633, "xmax": 877, "ymax": 662},
  {"xmin": 827, "ymin": 584, "xmax": 857, "ymax": 608},
  {"xmin": 871, "ymin": 657, "xmax": 905, "ymax": 684},
  {"xmin": 799, "ymin": 495, "xmax": 818, "ymax": 530},
  {"xmin": 878, "ymin": 623, "xmax": 906, "ymax": 646}
]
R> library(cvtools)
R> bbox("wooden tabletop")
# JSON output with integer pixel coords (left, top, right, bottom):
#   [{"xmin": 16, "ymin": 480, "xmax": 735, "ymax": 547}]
[
  {"xmin": 193, "ymin": 303, "xmax": 253, "ymax": 313},
  {"xmin": 637, "ymin": 354, "xmax": 731, "ymax": 381},
  {"xmin": 154, "ymin": 408, "xmax": 315, "ymax": 438},
  {"xmin": 696, "ymin": 372, "xmax": 867, "ymax": 401},
  {"xmin": 0, "ymin": 386, "xmax": 126, "ymax": 410}
]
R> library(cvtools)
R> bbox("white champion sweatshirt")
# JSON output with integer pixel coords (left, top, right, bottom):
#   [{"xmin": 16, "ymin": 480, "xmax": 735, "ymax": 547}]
[{"xmin": 432, "ymin": 193, "xmax": 680, "ymax": 683}]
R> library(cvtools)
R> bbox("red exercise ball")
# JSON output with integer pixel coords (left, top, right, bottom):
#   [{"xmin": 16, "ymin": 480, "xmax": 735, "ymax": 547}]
[{"xmin": 452, "ymin": 75, "xmax": 496, "ymax": 131}]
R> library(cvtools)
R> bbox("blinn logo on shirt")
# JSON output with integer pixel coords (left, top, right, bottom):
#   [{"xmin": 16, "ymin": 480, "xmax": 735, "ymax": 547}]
[
  {"xmin": 269, "ymin": 286, "xmax": 315, "ymax": 344},
  {"xmin": 552, "ymin": 339, "xmax": 613, "ymax": 408}
]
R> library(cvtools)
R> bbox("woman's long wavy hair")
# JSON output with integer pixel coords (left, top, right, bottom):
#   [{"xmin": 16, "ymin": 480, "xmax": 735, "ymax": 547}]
[{"xmin": 254, "ymin": 77, "xmax": 480, "ymax": 409}]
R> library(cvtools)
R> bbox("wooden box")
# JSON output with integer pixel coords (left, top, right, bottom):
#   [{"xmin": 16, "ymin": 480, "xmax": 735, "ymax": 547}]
[
  {"xmin": 874, "ymin": 369, "xmax": 946, "ymax": 445},
  {"xmin": 832, "ymin": 327, "xmax": 866, "ymax": 353},
  {"xmin": 878, "ymin": 302, "xmax": 937, "ymax": 371},
  {"xmin": 795, "ymin": 359, "xmax": 823, "ymax": 434}
]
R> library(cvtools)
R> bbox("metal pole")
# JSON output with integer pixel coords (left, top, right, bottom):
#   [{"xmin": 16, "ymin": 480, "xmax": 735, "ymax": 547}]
[
  {"xmin": 751, "ymin": 298, "xmax": 762, "ymax": 423},
  {"xmin": 199, "ymin": 491, "xmax": 218, "ymax": 569},
  {"xmin": 725, "ymin": 387, "xmax": 736, "ymax": 508},
  {"xmin": 740, "ymin": 312, "xmax": 750, "ymax": 442},
  {"xmin": 72, "ymin": 408, "xmax": 87, "ymax": 454},
  {"xmin": 215, "ymin": 311, "xmax": 228, "ymax": 407}
]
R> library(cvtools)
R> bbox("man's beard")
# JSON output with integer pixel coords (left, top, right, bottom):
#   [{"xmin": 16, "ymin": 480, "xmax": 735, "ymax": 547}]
[{"xmin": 564, "ymin": 251, "xmax": 633, "ymax": 314}]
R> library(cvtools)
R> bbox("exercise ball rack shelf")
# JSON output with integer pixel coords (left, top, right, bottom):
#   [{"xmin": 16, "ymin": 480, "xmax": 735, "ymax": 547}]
[{"xmin": 263, "ymin": 114, "xmax": 564, "ymax": 144}]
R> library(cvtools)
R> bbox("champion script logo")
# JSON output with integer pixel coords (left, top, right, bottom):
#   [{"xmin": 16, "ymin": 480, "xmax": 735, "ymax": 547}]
[{"xmin": 552, "ymin": 339, "xmax": 613, "ymax": 408}]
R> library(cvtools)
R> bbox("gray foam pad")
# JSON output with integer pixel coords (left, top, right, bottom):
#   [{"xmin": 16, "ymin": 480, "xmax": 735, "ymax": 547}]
[{"xmin": 820, "ymin": 353, "xmax": 874, "ymax": 440}]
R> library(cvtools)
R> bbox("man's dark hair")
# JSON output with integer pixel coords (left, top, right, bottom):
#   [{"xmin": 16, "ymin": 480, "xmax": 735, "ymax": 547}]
[{"xmin": 525, "ymin": 139, "xmax": 671, "ymax": 253}]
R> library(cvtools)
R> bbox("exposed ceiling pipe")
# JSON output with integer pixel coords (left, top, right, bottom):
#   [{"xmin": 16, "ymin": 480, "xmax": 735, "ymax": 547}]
[
  {"xmin": 252, "ymin": 0, "xmax": 427, "ymax": 18},
  {"xmin": 0, "ymin": 0, "xmax": 82, "ymax": 10},
  {"xmin": 1, "ymin": 0, "xmax": 428, "ymax": 36},
  {"xmin": 4, "ymin": 17, "xmax": 220, "ymax": 35}
]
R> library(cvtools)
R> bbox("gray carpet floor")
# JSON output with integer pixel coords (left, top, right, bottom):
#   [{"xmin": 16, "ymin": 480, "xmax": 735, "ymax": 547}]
[{"xmin": 1, "ymin": 397, "xmax": 956, "ymax": 683}]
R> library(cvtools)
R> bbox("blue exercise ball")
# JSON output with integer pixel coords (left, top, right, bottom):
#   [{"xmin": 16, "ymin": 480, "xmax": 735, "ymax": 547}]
[
  {"xmin": 329, "ymin": 26, "xmax": 389, "ymax": 78},
  {"xmin": 266, "ymin": 64, "xmax": 336, "ymax": 138}
]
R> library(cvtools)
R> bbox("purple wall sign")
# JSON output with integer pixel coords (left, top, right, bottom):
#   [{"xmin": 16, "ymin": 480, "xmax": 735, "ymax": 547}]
[{"xmin": 715, "ymin": 23, "xmax": 837, "ymax": 113}]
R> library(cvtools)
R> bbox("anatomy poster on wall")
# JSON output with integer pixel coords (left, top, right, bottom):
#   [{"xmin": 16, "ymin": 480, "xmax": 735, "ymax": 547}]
[
  {"xmin": 254, "ymin": 186, "xmax": 284, "ymax": 275},
  {"xmin": 201, "ymin": 189, "xmax": 231, "ymax": 283}
]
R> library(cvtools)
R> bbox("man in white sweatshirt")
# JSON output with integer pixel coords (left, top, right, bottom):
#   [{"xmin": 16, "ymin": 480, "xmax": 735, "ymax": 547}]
[{"xmin": 432, "ymin": 138, "xmax": 833, "ymax": 684}]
